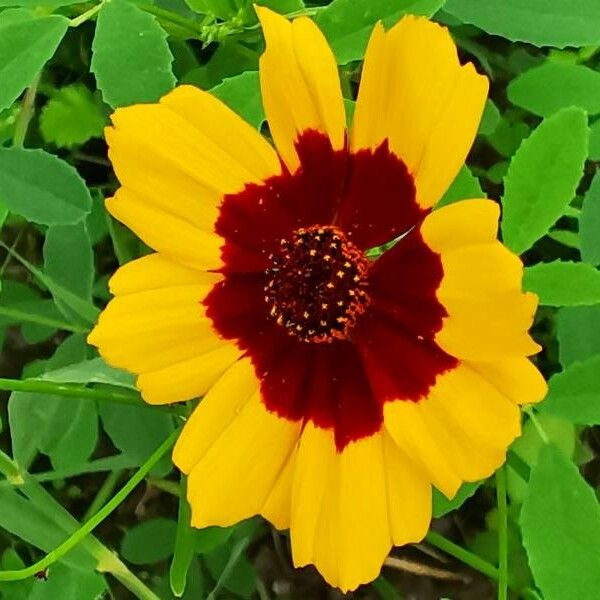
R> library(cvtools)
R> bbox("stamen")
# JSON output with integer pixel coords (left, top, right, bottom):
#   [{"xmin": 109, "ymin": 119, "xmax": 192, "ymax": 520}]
[{"xmin": 264, "ymin": 225, "xmax": 370, "ymax": 343}]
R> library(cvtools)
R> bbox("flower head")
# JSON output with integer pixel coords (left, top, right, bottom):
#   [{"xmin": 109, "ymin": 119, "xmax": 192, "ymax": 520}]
[{"xmin": 89, "ymin": 7, "xmax": 546, "ymax": 592}]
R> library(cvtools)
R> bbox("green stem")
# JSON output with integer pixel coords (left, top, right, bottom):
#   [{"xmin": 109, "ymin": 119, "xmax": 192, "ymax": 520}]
[
  {"xmin": 0, "ymin": 377, "xmax": 186, "ymax": 415},
  {"xmin": 83, "ymin": 470, "xmax": 123, "ymax": 521},
  {"xmin": 13, "ymin": 73, "xmax": 40, "ymax": 147},
  {"xmin": 0, "ymin": 306, "xmax": 87, "ymax": 333},
  {"xmin": 132, "ymin": 1, "xmax": 206, "ymax": 36},
  {"xmin": 523, "ymin": 406, "xmax": 549, "ymax": 444},
  {"xmin": 0, "ymin": 429, "xmax": 179, "ymax": 582},
  {"xmin": 0, "ymin": 449, "xmax": 22, "ymax": 483},
  {"xmin": 496, "ymin": 467, "xmax": 509, "ymax": 600},
  {"xmin": 425, "ymin": 531, "xmax": 499, "ymax": 581},
  {"xmin": 69, "ymin": 2, "xmax": 103, "ymax": 27}
]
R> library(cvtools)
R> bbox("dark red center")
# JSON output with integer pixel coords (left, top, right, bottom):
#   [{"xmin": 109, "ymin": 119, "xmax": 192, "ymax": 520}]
[
  {"xmin": 264, "ymin": 225, "xmax": 370, "ymax": 343},
  {"xmin": 205, "ymin": 131, "xmax": 458, "ymax": 450}
]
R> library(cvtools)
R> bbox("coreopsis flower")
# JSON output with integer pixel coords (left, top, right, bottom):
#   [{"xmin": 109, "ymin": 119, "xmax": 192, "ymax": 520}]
[{"xmin": 88, "ymin": 6, "xmax": 547, "ymax": 591}]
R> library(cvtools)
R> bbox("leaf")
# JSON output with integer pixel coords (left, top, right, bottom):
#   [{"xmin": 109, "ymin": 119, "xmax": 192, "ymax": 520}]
[
  {"xmin": 432, "ymin": 481, "xmax": 482, "ymax": 517},
  {"xmin": 0, "ymin": 10, "xmax": 68, "ymax": 111},
  {"xmin": 501, "ymin": 107, "xmax": 588, "ymax": 254},
  {"xmin": 508, "ymin": 62, "xmax": 600, "ymax": 117},
  {"xmin": 444, "ymin": 0, "xmax": 600, "ymax": 48},
  {"xmin": 478, "ymin": 99, "xmax": 500, "ymax": 136},
  {"xmin": 42, "ymin": 357, "xmax": 135, "ymax": 388},
  {"xmin": 540, "ymin": 356, "xmax": 600, "ymax": 424},
  {"xmin": 315, "ymin": 0, "xmax": 445, "ymax": 65},
  {"xmin": 170, "ymin": 486, "xmax": 196, "ymax": 597},
  {"xmin": 44, "ymin": 222, "xmax": 94, "ymax": 323},
  {"xmin": 210, "ymin": 72, "xmax": 264, "ymax": 129},
  {"xmin": 40, "ymin": 84, "xmax": 108, "ymax": 148},
  {"xmin": 121, "ymin": 518, "xmax": 178, "ymax": 565},
  {"xmin": 28, "ymin": 563, "xmax": 106, "ymax": 600},
  {"xmin": 556, "ymin": 305, "xmax": 600, "ymax": 367},
  {"xmin": 196, "ymin": 526, "xmax": 235, "ymax": 554},
  {"xmin": 436, "ymin": 165, "xmax": 483, "ymax": 208},
  {"xmin": 589, "ymin": 118, "xmax": 600, "ymax": 160},
  {"xmin": 523, "ymin": 261, "xmax": 600, "ymax": 306},
  {"xmin": 520, "ymin": 444, "xmax": 600, "ymax": 600},
  {"xmin": 580, "ymin": 171, "xmax": 600, "ymax": 266},
  {"xmin": 91, "ymin": 0, "xmax": 176, "ymax": 108},
  {"xmin": 0, "ymin": 0, "xmax": 86, "ymax": 7},
  {"xmin": 0, "ymin": 147, "xmax": 92, "ymax": 225}
]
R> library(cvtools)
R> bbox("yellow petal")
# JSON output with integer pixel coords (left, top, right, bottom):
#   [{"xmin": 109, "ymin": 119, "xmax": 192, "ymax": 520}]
[
  {"xmin": 187, "ymin": 393, "xmax": 301, "ymax": 527},
  {"xmin": 467, "ymin": 358, "xmax": 547, "ymax": 405},
  {"xmin": 382, "ymin": 431, "xmax": 431, "ymax": 546},
  {"xmin": 106, "ymin": 188, "xmax": 223, "ymax": 270},
  {"xmin": 173, "ymin": 357, "xmax": 259, "ymax": 474},
  {"xmin": 256, "ymin": 6, "xmax": 346, "ymax": 172},
  {"xmin": 88, "ymin": 284, "xmax": 223, "ymax": 374},
  {"xmin": 262, "ymin": 449, "xmax": 297, "ymax": 530},
  {"xmin": 109, "ymin": 253, "xmax": 220, "ymax": 295},
  {"xmin": 421, "ymin": 199, "xmax": 500, "ymax": 253},
  {"xmin": 291, "ymin": 428, "xmax": 391, "ymax": 593},
  {"xmin": 352, "ymin": 16, "xmax": 488, "ymax": 208},
  {"xmin": 136, "ymin": 344, "xmax": 243, "ymax": 405}
]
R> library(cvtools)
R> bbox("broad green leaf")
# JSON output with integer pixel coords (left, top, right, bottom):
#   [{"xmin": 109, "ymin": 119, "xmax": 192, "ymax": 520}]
[
  {"xmin": 501, "ymin": 107, "xmax": 588, "ymax": 254},
  {"xmin": 121, "ymin": 518, "xmax": 177, "ymax": 565},
  {"xmin": 196, "ymin": 526, "xmax": 234, "ymax": 554},
  {"xmin": 44, "ymin": 222, "xmax": 94, "ymax": 323},
  {"xmin": 508, "ymin": 62, "xmax": 600, "ymax": 117},
  {"xmin": 0, "ymin": 147, "xmax": 92, "ymax": 225},
  {"xmin": 205, "ymin": 538, "xmax": 256, "ymax": 598},
  {"xmin": 556, "ymin": 305, "xmax": 600, "ymax": 367},
  {"xmin": 316, "ymin": 0, "xmax": 445, "ymax": 65},
  {"xmin": 28, "ymin": 563, "xmax": 106, "ymax": 600},
  {"xmin": 541, "ymin": 356, "xmax": 600, "ymax": 424},
  {"xmin": 42, "ymin": 357, "xmax": 135, "ymax": 388},
  {"xmin": 523, "ymin": 261, "xmax": 600, "ymax": 306},
  {"xmin": 580, "ymin": 171, "xmax": 600, "ymax": 266},
  {"xmin": 487, "ymin": 118, "xmax": 530, "ymax": 158},
  {"xmin": 432, "ymin": 481, "xmax": 482, "ymax": 517},
  {"xmin": 589, "ymin": 118, "xmax": 600, "ymax": 160},
  {"xmin": 210, "ymin": 72, "xmax": 264, "ymax": 129},
  {"xmin": 437, "ymin": 165, "xmax": 483, "ymax": 208},
  {"xmin": 521, "ymin": 444, "xmax": 600, "ymax": 600},
  {"xmin": 0, "ymin": 0, "xmax": 84, "ymax": 6},
  {"xmin": 40, "ymin": 84, "xmax": 108, "ymax": 148},
  {"xmin": 478, "ymin": 99, "xmax": 500, "ymax": 136},
  {"xmin": 91, "ymin": 0, "xmax": 176, "ymax": 108},
  {"xmin": 0, "ymin": 10, "xmax": 68, "ymax": 111},
  {"xmin": 444, "ymin": 0, "xmax": 600, "ymax": 48},
  {"xmin": 0, "ymin": 549, "xmax": 32, "ymax": 600}
]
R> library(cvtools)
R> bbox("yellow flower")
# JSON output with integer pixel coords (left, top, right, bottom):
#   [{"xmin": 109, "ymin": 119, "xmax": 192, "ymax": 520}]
[{"xmin": 88, "ymin": 7, "xmax": 547, "ymax": 592}]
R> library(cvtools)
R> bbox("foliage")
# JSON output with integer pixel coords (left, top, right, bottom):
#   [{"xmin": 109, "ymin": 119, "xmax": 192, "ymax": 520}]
[{"xmin": 1, "ymin": 0, "xmax": 600, "ymax": 599}]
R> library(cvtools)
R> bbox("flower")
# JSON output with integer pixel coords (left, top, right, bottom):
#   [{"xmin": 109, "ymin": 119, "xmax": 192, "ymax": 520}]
[{"xmin": 88, "ymin": 6, "xmax": 547, "ymax": 591}]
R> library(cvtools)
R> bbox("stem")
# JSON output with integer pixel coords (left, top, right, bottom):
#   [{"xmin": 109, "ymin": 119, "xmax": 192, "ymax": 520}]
[
  {"xmin": 425, "ymin": 531, "xmax": 499, "ymax": 581},
  {"xmin": 0, "ymin": 449, "xmax": 22, "ymax": 484},
  {"xmin": 523, "ymin": 406, "xmax": 549, "ymax": 444},
  {"xmin": 13, "ymin": 74, "xmax": 40, "ymax": 147},
  {"xmin": 69, "ymin": 2, "xmax": 103, "ymax": 27},
  {"xmin": 83, "ymin": 470, "xmax": 123, "ymax": 521},
  {"xmin": 132, "ymin": 1, "xmax": 206, "ymax": 37},
  {"xmin": 0, "ymin": 429, "xmax": 179, "ymax": 582},
  {"xmin": 496, "ymin": 467, "xmax": 508, "ymax": 600},
  {"xmin": 147, "ymin": 476, "xmax": 181, "ymax": 497},
  {"xmin": 0, "ymin": 306, "xmax": 87, "ymax": 333},
  {"xmin": 0, "ymin": 377, "xmax": 186, "ymax": 415}
]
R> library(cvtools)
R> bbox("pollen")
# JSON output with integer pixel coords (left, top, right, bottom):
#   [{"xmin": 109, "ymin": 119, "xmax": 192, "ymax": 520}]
[{"xmin": 264, "ymin": 225, "xmax": 370, "ymax": 343}]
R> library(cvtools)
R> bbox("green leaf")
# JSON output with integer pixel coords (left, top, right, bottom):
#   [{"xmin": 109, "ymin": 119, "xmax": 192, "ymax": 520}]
[
  {"xmin": 0, "ymin": 147, "xmax": 92, "ymax": 225},
  {"xmin": 42, "ymin": 357, "xmax": 135, "ymax": 388},
  {"xmin": 315, "ymin": 0, "xmax": 445, "ymax": 65},
  {"xmin": 0, "ymin": 0, "xmax": 85, "ymax": 7},
  {"xmin": 589, "ymin": 118, "xmax": 600, "ymax": 160},
  {"xmin": 478, "ymin": 99, "xmax": 500, "ymax": 136},
  {"xmin": 195, "ymin": 526, "xmax": 234, "ymax": 554},
  {"xmin": 40, "ymin": 84, "xmax": 108, "ymax": 148},
  {"xmin": 501, "ymin": 107, "xmax": 588, "ymax": 254},
  {"xmin": 541, "ymin": 356, "xmax": 600, "ymax": 424},
  {"xmin": 580, "ymin": 171, "xmax": 600, "ymax": 266},
  {"xmin": 0, "ymin": 10, "xmax": 68, "ymax": 111},
  {"xmin": 523, "ymin": 261, "xmax": 600, "ymax": 306},
  {"xmin": 210, "ymin": 72, "xmax": 264, "ymax": 129},
  {"xmin": 437, "ymin": 165, "xmax": 483, "ymax": 208},
  {"xmin": 556, "ymin": 305, "xmax": 600, "ymax": 367},
  {"xmin": 170, "ymin": 485, "xmax": 196, "ymax": 597},
  {"xmin": 44, "ymin": 222, "xmax": 94, "ymax": 323},
  {"xmin": 508, "ymin": 62, "xmax": 600, "ymax": 117},
  {"xmin": 121, "ymin": 518, "xmax": 177, "ymax": 565},
  {"xmin": 27, "ymin": 563, "xmax": 106, "ymax": 600},
  {"xmin": 91, "ymin": 0, "xmax": 176, "ymax": 108},
  {"xmin": 444, "ymin": 0, "xmax": 600, "ymax": 48},
  {"xmin": 520, "ymin": 444, "xmax": 600, "ymax": 600},
  {"xmin": 432, "ymin": 481, "xmax": 482, "ymax": 517}
]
